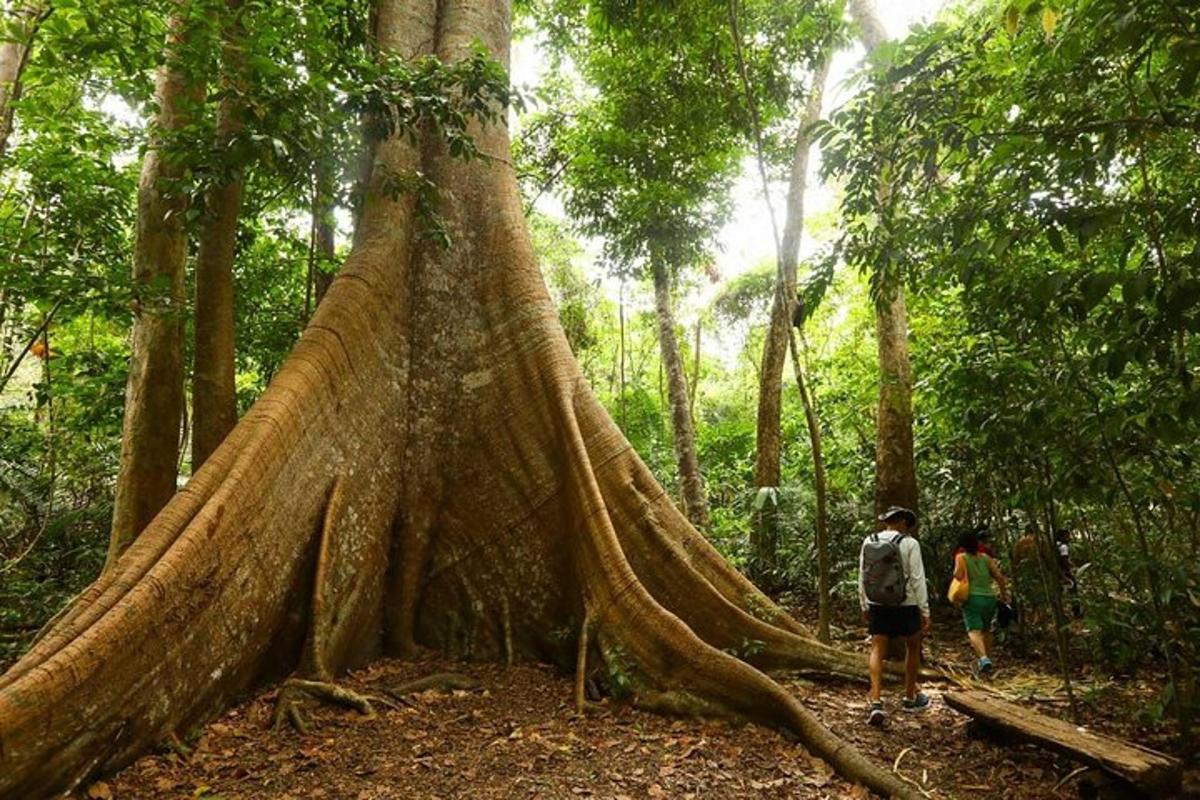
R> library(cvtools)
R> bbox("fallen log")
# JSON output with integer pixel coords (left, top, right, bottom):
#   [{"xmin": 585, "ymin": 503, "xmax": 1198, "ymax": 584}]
[{"xmin": 944, "ymin": 690, "xmax": 1182, "ymax": 797}]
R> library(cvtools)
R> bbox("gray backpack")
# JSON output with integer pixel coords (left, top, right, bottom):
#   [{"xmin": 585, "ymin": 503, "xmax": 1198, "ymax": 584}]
[{"xmin": 862, "ymin": 532, "xmax": 907, "ymax": 606}]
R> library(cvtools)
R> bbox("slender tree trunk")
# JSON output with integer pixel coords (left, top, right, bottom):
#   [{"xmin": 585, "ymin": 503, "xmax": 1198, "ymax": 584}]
[
  {"xmin": 312, "ymin": 162, "xmax": 336, "ymax": 306},
  {"xmin": 689, "ymin": 316, "xmax": 700, "ymax": 421},
  {"xmin": 873, "ymin": 289, "xmax": 917, "ymax": 513},
  {"xmin": 0, "ymin": 1, "xmax": 47, "ymax": 162},
  {"xmin": 753, "ymin": 54, "xmax": 830, "ymax": 493},
  {"xmin": 789, "ymin": 329, "xmax": 831, "ymax": 643},
  {"xmin": 108, "ymin": 2, "xmax": 207, "ymax": 569},
  {"xmin": 743, "ymin": 50, "xmax": 830, "ymax": 586},
  {"xmin": 618, "ymin": 279, "xmax": 626, "ymax": 427},
  {"xmin": 191, "ymin": 0, "xmax": 246, "ymax": 471},
  {"xmin": 1026, "ymin": 499, "xmax": 1079, "ymax": 721},
  {"xmin": 847, "ymin": 0, "xmax": 919, "ymax": 517},
  {"xmin": 652, "ymin": 259, "xmax": 709, "ymax": 531}
]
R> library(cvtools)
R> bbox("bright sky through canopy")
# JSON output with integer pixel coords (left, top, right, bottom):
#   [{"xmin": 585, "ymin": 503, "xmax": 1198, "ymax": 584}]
[{"xmin": 511, "ymin": 0, "xmax": 948, "ymax": 284}]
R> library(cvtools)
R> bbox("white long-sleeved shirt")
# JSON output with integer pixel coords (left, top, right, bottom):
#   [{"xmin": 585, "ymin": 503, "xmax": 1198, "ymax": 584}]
[{"xmin": 857, "ymin": 528, "xmax": 930, "ymax": 617}]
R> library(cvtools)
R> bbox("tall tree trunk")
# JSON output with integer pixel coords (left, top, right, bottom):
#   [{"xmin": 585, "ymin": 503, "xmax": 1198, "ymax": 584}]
[
  {"xmin": 107, "ymin": 2, "xmax": 206, "ymax": 569},
  {"xmin": 746, "ymin": 52, "xmax": 830, "ymax": 586},
  {"xmin": 0, "ymin": 2, "xmax": 918, "ymax": 797},
  {"xmin": 873, "ymin": 289, "xmax": 917, "ymax": 513},
  {"xmin": 312, "ymin": 162, "xmax": 337, "ymax": 306},
  {"xmin": 191, "ymin": 0, "xmax": 246, "ymax": 471},
  {"xmin": 847, "ymin": 0, "xmax": 919, "ymax": 516},
  {"xmin": 651, "ymin": 259, "xmax": 709, "ymax": 531},
  {"xmin": 0, "ymin": 1, "xmax": 47, "ymax": 162},
  {"xmin": 789, "ymin": 329, "xmax": 831, "ymax": 643}
]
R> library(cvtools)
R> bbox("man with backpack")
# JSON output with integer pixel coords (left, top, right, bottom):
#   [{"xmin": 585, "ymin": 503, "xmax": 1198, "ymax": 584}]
[{"xmin": 858, "ymin": 505, "xmax": 931, "ymax": 726}]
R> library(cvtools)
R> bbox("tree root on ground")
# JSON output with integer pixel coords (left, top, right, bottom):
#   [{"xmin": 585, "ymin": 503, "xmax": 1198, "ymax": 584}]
[
  {"xmin": 271, "ymin": 678, "xmax": 379, "ymax": 735},
  {"xmin": 383, "ymin": 672, "xmax": 483, "ymax": 706}
]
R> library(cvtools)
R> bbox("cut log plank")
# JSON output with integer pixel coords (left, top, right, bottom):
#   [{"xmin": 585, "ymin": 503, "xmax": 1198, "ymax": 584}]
[{"xmin": 945, "ymin": 690, "xmax": 1182, "ymax": 797}]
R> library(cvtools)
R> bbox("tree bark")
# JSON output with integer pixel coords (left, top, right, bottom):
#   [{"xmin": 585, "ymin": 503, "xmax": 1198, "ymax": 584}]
[
  {"xmin": 651, "ymin": 259, "xmax": 709, "ymax": 531},
  {"xmin": 312, "ymin": 162, "xmax": 337, "ymax": 306},
  {"xmin": 748, "ymin": 53, "xmax": 830, "ymax": 587},
  {"xmin": 789, "ymin": 329, "xmax": 831, "ymax": 643},
  {"xmin": 0, "ymin": 3, "xmax": 918, "ymax": 798},
  {"xmin": 0, "ymin": 1, "xmax": 47, "ymax": 162},
  {"xmin": 945, "ymin": 690, "xmax": 1182, "ymax": 796},
  {"xmin": 107, "ymin": 1, "xmax": 207, "ymax": 570},
  {"xmin": 847, "ymin": 0, "xmax": 919, "ymax": 517},
  {"xmin": 873, "ymin": 289, "xmax": 917, "ymax": 513},
  {"xmin": 191, "ymin": 0, "xmax": 246, "ymax": 471}
]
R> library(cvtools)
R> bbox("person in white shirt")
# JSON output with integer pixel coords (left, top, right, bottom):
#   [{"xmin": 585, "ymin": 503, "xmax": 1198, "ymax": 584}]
[{"xmin": 858, "ymin": 506, "xmax": 931, "ymax": 726}]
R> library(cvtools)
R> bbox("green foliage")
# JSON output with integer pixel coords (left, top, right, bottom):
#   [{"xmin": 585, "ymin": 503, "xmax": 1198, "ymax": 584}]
[{"xmin": 821, "ymin": 0, "xmax": 1200, "ymax": 725}]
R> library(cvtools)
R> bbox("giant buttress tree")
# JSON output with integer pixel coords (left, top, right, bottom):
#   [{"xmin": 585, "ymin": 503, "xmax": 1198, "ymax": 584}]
[{"xmin": 0, "ymin": 0, "xmax": 917, "ymax": 797}]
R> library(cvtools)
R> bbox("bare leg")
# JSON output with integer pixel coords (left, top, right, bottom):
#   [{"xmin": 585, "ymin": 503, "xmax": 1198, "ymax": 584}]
[
  {"xmin": 869, "ymin": 635, "xmax": 888, "ymax": 702},
  {"xmin": 967, "ymin": 630, "xmax": 987, "ymax": 659},
  {"xmin": 982, "ymin": 631, "xmax": 994, "ymax": 658},
  {"xmin": 903, "ymin": 632, "xmax": 922, "ymax": 700}
]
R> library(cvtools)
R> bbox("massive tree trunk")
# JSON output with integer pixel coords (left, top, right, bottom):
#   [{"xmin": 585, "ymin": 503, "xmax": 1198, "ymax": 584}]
[
  {"xmin": 191, "ymin": 0, "xmax": 246, "ymax": 470},
  {"xmin": 651, "ymin": 259, "xmax": 709, "ymax": 531},
  {"xmin": 0, "ymin": 1, "xmax": 47, "ymax": 162},
  {"xmin": 0, "ymin": 2, "xmax": 917, "ymax": 798},
  {"xmin": 749, "ymin": 54, "xmax": 830, "ymax": 586},
  {"xmin": 107, "ymin": 1, "xmax": 206, "ymax": 569},
  {"xmin": 847, "ymin": 0, "xmax": 918, "ymax": 516}
]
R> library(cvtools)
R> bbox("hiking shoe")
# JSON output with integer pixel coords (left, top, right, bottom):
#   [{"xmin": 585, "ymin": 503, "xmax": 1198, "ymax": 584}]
[
  {"xmin": 977, "ymin": 657, "xmax": 994, "ymax": 677},
  {"xmin": 867, "ymin": 701, "xmax": 886, "ymax": 727},
  {"xmin": 902, "ymin": 692, "xmax": 931, "ymax": 711}
]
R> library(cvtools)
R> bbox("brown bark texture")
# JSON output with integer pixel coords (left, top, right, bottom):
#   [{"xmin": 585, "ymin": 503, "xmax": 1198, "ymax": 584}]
[
  {"xmin": 651, "ymin": 260, "xmax": 709, "ymax": 531},
  {"xmin": 846, "ymin": 0, "xmax": 919, "ymax": 517},
  {"xmin": 192, "ymin": 0, "xmax": 246, "ymax": 470},
  {"xmin": 312, "ymin": 162, "xmax": 337, "ymax": 307},
  {"xmin": 0, "ymin": 2, "xmax": 917, "ymax": 798},
  {"xmin": 789, "ymin": 329, "xmax": 831, "ymax": 643},
  {"xmin": 750, "ymin": 55, "xmax": 829, "ymax": 580},
  {"xmin": 107, "ymin": 2, "xmax": 206, "ymax": 569},
  {"xmin": 945, "ymin": 690, "xmax": 1181, "ymax": 796},
  {"xmin": 0, "ymin": 1, "xmax": 46, "ymax": 162},
  {"xmin": 872, "ymin": 289, "xmax": 917, "ymax": 515}
]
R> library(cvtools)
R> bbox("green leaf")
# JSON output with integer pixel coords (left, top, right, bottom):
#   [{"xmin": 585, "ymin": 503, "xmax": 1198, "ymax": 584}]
[
  {"xmin": 1041, "ymin": 7, "xmax": 1059, "ymax": 38},
  {"xmin": 1004, "ymin": 4, "xmax": 1021, "ymax": 35},
  {"xmin": 1122, "ymin": 273, "xmax": 1150, "ymax": 305},
  {"xmin": 1046, "ymin": 226, "xmax": 1065, "ymax": 254},
  {"xmin": 1080, "ymin": 272, "xmax": 1116, "ymax": 311}
]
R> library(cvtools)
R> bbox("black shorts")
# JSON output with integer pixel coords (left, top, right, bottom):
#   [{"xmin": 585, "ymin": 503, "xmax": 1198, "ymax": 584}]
[{"xmin": 867, "ymin": 605, "xmax": 921, "ymax": 638}]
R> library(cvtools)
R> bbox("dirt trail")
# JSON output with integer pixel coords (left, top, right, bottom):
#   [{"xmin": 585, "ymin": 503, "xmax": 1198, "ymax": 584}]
[{"xmin": 90, "ymin": 650, "xmax": 1117, "ymax": 800}]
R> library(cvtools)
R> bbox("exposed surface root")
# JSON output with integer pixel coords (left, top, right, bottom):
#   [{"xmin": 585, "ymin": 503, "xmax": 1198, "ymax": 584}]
[
  {"xmin": 271, "ymin": 476, "xmax": 384, "ymax": 735},
  {"xmin": 385, "ymin": 672, "xmax": 482, "ymax": 701},
  {"xmin": 574, "ymin": 609, "xmax": 591, "ymax": 714},
  {"xmin": 271, "ymin": 678, "xmax": 378, "ymax": 734}
]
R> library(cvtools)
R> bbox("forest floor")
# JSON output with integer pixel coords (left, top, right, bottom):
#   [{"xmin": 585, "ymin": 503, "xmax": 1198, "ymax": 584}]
[{"xmin": 87, "ymin": 602, "xmax": 1193, "ymax": 800}]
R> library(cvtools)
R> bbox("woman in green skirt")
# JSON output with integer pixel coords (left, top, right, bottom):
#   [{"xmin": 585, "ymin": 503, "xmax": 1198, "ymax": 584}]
[{"xmin": 953, "ymin": 529, "xmax": 1011, "ymax": 676}]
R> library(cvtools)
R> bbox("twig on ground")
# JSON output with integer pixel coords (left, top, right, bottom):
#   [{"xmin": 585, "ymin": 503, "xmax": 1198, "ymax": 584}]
[
  {"xmin": 891, "ymin": 747, "xmax": 934, "ymax": 798},
  {"xmin": 1053, "ymin": 766, "xmax": 1089, "ymax": 791}
]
